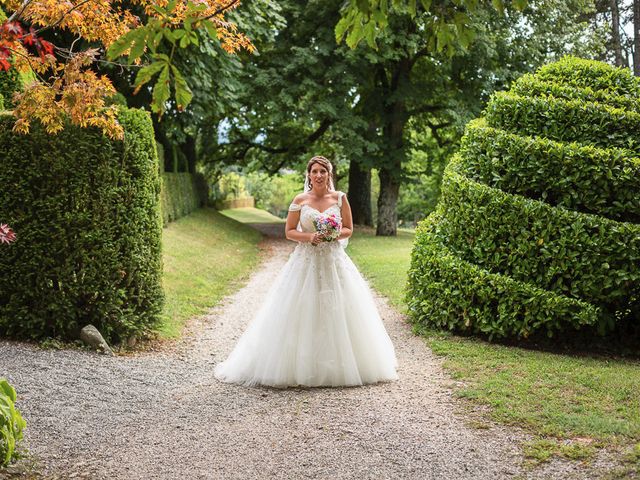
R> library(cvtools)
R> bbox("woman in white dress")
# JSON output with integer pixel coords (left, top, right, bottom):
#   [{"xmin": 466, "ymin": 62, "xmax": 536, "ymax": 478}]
[{"xmin": 214, "ymin": 156, "xmax": 398, "ymax": 388}]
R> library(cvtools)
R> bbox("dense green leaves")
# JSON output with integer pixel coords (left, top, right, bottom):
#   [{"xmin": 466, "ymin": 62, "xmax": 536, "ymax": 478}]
[
  {"xmin": 407, "ymin": 216, "xmax": 599, "ymax": 339},
  {"xmin": 0, "ymin": 378, "xmax": 25, "ymax": 467},
  {"xmin": 160, "ymin": 172, "xmax": 207, "ymax": 226},
  {"xmin": 0, "ymin": 109, "xmax": 164, "ymax": 342},
  {"xmin": 535, "ymin": 56, "xmax": 640, "ymax": 96},
  {"xmin": 460, "ymin": 120, "xmax": 640, "ymax": 222},
  {"xmin": 336, "ymin": 0, "xmax": 528, "ymax": 51},
  {"xmin": 104, "ymin": 0, "xmax": 235, "ymax": 116},
  {"xmin": 484, "ymin": 92, "xmax": 640, "ymax": 152},
  {"xmin": 437, "ymin": 158, "xmax": 640, "ymax": 319}
]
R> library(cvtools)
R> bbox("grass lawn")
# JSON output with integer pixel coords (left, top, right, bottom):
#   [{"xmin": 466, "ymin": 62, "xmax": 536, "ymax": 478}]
[
  {"xmin": 220, "ymin": 207, "xmax": 285, "ymax": 224},
  {"xmin": 159, "ymin": 208, "xmax": 263, "ymax": 338},
  {"xmin": 346, "ymin": 227, "xmax": 415, "ymax": 310},
  {"xmin": 348, "ymin": 226, "xmax": 640, "ymax": 471}
]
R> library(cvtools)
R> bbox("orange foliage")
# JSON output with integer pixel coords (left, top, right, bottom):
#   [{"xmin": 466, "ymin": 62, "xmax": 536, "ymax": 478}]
[{"xmin": 0, "ymin": 0, "xmax": 254, "ymax": 138}]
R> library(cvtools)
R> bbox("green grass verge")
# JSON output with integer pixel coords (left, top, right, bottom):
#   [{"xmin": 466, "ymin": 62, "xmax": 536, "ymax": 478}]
[
  {"xmin": 346, "ymin": 227, "xmax": 415, "ymax": 310},
  {"xmin": 347, "ymin": 226, "xmax": 640, "ymax": 466},
  {"xmin": 219, "ymin": 207, "xmax": 285, "ymax": 224},
  {"xmin": 159, "ymin": 208, "xmax": 262, "ymax": 338}
]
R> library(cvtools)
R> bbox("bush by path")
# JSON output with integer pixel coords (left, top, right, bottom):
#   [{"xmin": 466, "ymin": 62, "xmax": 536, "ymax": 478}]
[{"xmin": 0, "ymin": 109, "xmax": 163, "ymax": 343}]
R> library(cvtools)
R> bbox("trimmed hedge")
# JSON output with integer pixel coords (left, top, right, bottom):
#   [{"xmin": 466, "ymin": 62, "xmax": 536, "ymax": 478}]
[
  {"xmin": 160, "ymin": 172, "xmax": 208, "ymax": 226},
  {"xmin": 407, "ymin": 217, "xmax": 599, "ymax": 339},
  {"xmin": 511, "ymin": 74, "xmax": 640, "ymax": 111},
  {"xmin": 408, "ymin": 57, "xmax": 640, "ymax": 339},
  {"xmin": 484, "ymin": 92, "xmax": 640, "ymax": 152},
  {"xmin": 435, "ymin": 158, "xmax": 640, "ymax": 321},
  {"xmin": 0, "ymin": 66, "xmax": 21, "ymax": 109},
  {"xmin": 0, "ymin": 108, "xmax": 164, "ymax": 343},
  {"xmin": 460, "ymin": 120, "xmax": 640, "ymax": 223},
  {"xmin": 535, "ymin": 56, "xmax": 640, "ymax": 97}
]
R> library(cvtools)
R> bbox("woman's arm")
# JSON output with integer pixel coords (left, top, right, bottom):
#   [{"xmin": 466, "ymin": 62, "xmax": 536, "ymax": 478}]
[
  {"xmin": 338, "ymin": 194, "xmax": 353, "ymax": 241},
  {"xmin": 285, "ymin": 196, "xmax": 322, "ymax": 244}
]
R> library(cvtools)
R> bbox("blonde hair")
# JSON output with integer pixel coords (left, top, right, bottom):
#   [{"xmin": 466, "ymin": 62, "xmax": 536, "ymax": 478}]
[{"xmin": 305, "ymin": 156, "xmax": 334, "ymax": 191}]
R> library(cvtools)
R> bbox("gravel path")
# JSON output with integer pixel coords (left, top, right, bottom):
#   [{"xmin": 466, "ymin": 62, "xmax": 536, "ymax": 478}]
[{"xmin": 0, "ymin": 227, "xmax": 614, "ymax": 479}]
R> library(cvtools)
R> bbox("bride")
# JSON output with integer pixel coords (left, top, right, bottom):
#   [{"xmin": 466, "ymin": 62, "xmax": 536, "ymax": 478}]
[{"xmin": 214, "ymin": 156, "xmax": 398, "ymax": 387}]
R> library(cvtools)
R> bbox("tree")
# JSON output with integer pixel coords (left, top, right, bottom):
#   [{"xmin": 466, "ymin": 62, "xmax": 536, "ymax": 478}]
[
  {"xmin": 208, "ymin": 0, "xmax": 603, "ymax": 236},
  {"xmin": 206, "ymin": 0, "xmax": 373, "ymax": 211},
  {"xmin": 610, "ymin": 0, "xmax": 625, "ymax": 65},
  {"xmin": 0, "ymin": 0, "xmax": 254, "ymax": 139},
  {"xmin": 346, "ymin": 0, "xmax": 601, "ymax": 235}
]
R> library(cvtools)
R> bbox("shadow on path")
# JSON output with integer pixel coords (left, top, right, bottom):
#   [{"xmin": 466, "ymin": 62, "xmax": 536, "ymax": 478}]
[{"xmin": 246, "ymin": 222, "xmax": 286, "ymax": 239}]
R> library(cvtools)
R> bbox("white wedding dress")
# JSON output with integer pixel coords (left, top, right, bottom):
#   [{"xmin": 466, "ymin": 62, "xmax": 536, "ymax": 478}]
[{"xmin": 214, "ymin": 192, "xmax": 398, "ymax": 388}]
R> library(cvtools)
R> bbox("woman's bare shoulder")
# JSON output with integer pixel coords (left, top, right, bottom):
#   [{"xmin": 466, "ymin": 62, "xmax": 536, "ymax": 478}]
[{"xmin": 292, "ymin": 192, "xmax": 308, "ymax": 205}]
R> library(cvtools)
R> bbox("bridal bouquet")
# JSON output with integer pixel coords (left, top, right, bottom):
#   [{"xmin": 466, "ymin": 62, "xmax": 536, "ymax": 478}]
[{"xmin": 314, "ymin": 214, "xmax": 342, "ymax": 242}]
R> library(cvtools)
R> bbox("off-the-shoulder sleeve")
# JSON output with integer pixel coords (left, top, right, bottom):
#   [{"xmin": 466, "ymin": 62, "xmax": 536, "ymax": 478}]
[
  {"xmin": 288, "ymin": 203, "xmax": 302, "ymax": 212},
  {"xmin": 337, "ymin": 191, "xmax": 345, "ymax": 208}
]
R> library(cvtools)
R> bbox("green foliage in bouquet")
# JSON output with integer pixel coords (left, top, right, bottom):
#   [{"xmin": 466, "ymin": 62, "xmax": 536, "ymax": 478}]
[
  {"xmin": 407, "ymin": 56, "xmax": 640, "ymax": 339},
  {"xmin": 0, "ymin": 379, "xmax": 26, "ymax": 467},
  {"xmin": 0, "ymin": 108, "xmax": 164, "ymax": 343}
]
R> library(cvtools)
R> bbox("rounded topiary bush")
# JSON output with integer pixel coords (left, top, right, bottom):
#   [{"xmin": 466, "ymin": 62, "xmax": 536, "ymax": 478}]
[
  {"xmin": 0, "ymin": 108, "xmax": 164, "ymax": 343},
  {"xmin": 407, "ymin": 57, "xmax": 640, "ymax": 339}
]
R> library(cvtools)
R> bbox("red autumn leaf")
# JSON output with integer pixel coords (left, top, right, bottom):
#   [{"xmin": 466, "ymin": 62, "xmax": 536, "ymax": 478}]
[
  {"xmin": 0, "ymin": 55, "xmax": 10, "ymax": 71},
  {"xmin": 22, "ymin": 33, "xmax": 36, "ymax": 46},
  {"xmin": 3, "ymin": 22, "xmax": 23, "ymax": 37},
  {"xmin": 40, "ymin": 40, "xmax": 54, "ymax": 56}
]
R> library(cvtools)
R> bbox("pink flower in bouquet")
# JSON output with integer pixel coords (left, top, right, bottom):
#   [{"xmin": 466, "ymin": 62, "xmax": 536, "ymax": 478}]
[
  {"xmin": 314, "ymin": 213, "xmax": 341, "ymax": 242},
  {"xmin": 0, "ymin": 223, "xmax": 16, "ymax": 244}
]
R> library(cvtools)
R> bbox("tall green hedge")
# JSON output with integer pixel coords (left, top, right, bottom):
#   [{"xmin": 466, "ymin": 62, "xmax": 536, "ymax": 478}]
[
  {"xmin": 0, "ymin": 65, "xmax": 22, "ymax": 109},
  {"xmin": 0, "ymin": 108, "xmax": 164, "ymax": 342},
  {"xmin": 160, "ymin": 172, "xmax": 208, "ymax": 226},
  {"xmin": 407, "ymin": 56, "xmax": 640, "ymax": 339}
]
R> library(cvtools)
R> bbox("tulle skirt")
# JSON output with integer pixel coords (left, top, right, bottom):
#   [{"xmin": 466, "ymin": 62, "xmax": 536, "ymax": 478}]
[{"xmin": 214, "ymin": 241, "xmax": 399, "ymax": 388}]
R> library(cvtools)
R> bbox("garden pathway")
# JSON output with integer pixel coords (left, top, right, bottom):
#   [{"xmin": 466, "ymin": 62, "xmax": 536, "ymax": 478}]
[{"xmin": 0, "ymin": 226, "xmax": 608, "ymax": 479}]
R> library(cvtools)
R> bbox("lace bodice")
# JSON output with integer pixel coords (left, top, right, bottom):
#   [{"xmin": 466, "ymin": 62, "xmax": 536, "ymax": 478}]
[{"xmin": 288, "ymin": 192, "xmax": 345, "ymax": 233}]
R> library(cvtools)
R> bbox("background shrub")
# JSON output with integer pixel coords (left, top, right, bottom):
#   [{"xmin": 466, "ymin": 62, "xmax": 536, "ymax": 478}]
[
  {"xmin": 408, "ymin": 56, "xmax": 640, "ymax": 339},
  {"xmin": 0, "ymin": 66, "xmax": 21, "ymax": 109},
  {"xmin": 0, "ymin": 108, "xmax": 164, "ymax": 343},
  {"xmin": 460, "ymin": 120, "xmax": 640, "ymax": 223},
  {"xmin": 160, "ymin": 172, "xmax": 208, "ymax": 226}
]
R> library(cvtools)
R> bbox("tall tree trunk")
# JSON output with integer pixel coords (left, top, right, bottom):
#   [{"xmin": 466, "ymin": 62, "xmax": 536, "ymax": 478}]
[
  {"xmin": 635, "ymin": 0, "xmax": 640, "ymax": 75},
  {"xmin": 376, "ymin": 110, "xmax": 405, "ymax": 237},
  {"xmin": 348, "ymin": 159, "xmax": 373, "ymax": 226},
  {"xmin": 182, "ymin": 135, "xmax": 197, "ymax": 174},
  {"xmin": 375, "ymin": 59, "xmax": 410, "ymax": 237},
  {"xmin": 376, "ymin": 167, "xmax": 400, "ymax": 236},
  {"xmin": 611, "ymin": 0, "xmax": 624, "ymax": 66}
]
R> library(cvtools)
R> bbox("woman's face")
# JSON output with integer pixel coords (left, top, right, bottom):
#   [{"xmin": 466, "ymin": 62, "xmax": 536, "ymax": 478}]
[{"xmin": 309, "ymin": 163, "xmax": 329, "ymax": 189}]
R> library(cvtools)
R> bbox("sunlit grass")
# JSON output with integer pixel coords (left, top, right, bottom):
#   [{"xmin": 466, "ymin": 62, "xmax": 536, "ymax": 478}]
[
  {"xmin": 346, "ymin": 227, "xmax": 415, "ymax": 310},
  {"xmin": 219, "ymin": 207, "xmax": 284, "ymax": 224},
  {"xmin": 159, "ymin": 208, "xmax": 262, "ymax": 338}
]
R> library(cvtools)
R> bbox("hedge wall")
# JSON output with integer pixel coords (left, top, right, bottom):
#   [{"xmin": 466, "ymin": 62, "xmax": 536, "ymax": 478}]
[
  {"xmin": 160, "ymin": 172, "xmax": 208, "ymax": 225},
  {"xmin": 0, "ymin": 108, "xmax": 164, "ymax": 342},
  {"xmin": 407, "ymin": 56, "xmax": 640, "ymax": 339}
]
